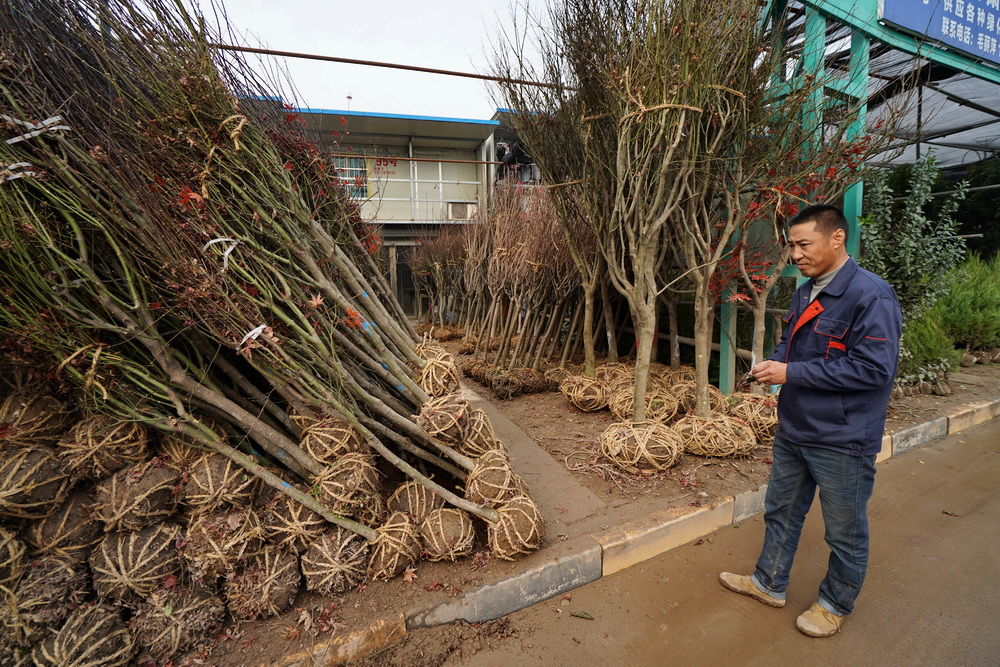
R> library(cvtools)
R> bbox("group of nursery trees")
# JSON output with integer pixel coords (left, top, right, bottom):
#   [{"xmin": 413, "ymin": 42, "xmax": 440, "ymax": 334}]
[{"xmin": 468, "ymin": 0, "xmax": 905, "ymax": 421}]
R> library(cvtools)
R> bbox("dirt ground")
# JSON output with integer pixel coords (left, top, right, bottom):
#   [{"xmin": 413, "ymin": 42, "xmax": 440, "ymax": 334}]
[{"xmin": 200, "ymin": 358, "xmax": 1000, "ymax": 667}]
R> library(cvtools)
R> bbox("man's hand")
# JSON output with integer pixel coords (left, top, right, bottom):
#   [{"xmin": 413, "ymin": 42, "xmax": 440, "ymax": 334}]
[{"xmin": 751, "ymin": 360, "xmax": 788, "ymax": 386}]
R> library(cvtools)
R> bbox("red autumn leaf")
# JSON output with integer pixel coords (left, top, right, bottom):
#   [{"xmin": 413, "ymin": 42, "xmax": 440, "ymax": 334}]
[
  {"xmin": 178, "ymin": 186, "xmax": 202, "ymax": 206},
  {"xmin": 339, "ymin": 116, "xmax": 348, "ymax": 126},
  {"xmin": 284, "ymin": 161, "xmax": 295, "ymax": 171},
  {"xmin": 332, "ymin": 130, "xmax": 340, "ymax": 137},
  {"xmin": 148, "ymin": 302, "xmax": 161, "ymax": 310}
]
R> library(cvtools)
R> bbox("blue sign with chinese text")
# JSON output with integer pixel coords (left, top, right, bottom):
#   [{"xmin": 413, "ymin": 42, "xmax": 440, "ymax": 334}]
[{"xmin": 881, "ymin": 0, "xmax": 1000, "ymax": 65}]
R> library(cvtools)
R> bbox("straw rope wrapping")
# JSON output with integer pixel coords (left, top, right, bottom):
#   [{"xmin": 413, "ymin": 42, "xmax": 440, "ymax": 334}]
[
  {"xmin": 386, "ymin": 479, "xmax": 445, "ymax": 523},
  {"xmin": 542, "ymin": 366, "xmax": 572, "ymax": 391},
  {"xmin": 599, "ymin": 421, "xmax": 684, "ymax": 473},
  {"xmin": 414, "ymin": 393, "xmax": 471, "ymax": 446},
  {"xmin": 3, "ymin": 555, "xmax": 88, "ymax": 646},
  {"xmin": 57, "ymin": 416, "xmax": 149, "ymax": 480},
  {"xmin": 183, "ymin": 452, "xmax": 257, "ymax": 511},
  {"xmin": 0, "ymin": 447, "xmax": 73, "ymax": 519},
  {"xmin": 461, "ymin": 358, "xmax": 487, "ymax": 380},
  {"xmin": 465, "ymin": 449, "xmax": 527, "ymax": 507},
  {"xmin": 489, "ymin": 368, "xmax": 523, "ymax": 400},
  {"xmin": 559, "ymin": 375, "xmax": 609, "ymax": 412},
  {"xmin": 31, "ymin": 603, "xmax": 135, "ymax": 667},
  {"xmin": 514, "ymin": 366, "xmax": 550, "ymax": 392},
  {"xmin": 27, "ymin": 490, "xmax": 102, "ymax": 559},
  {"xmin": 368, "ymin": 510, "xmax": 421, "ymax": 581},
  {"xmin": 607, "ymin": 387, "xmax": 681, "ymax": 423},
  {"xmin": 0, "ymin": 393, "xmax": 73, "ymax": 449},
  {"xmin": 456, "ymin": 407, "xmax": 504, "ymax": 459},
  {"xmin": 417, "ymin": 357, "xmax": 461, "ymax": 398},
  {"xmin": 262, "ymin": 490, "xmax": 328, "ymax": 553},
  {"xmin": 300, "ymin": 417, "xmax": 364, "ymax": 464},
  {"xmin": 224, "ymin": 544, "xmax": 301, "ymax": 621},
  {"xmin": 94, "ymin": 461, "xmax": 183, "ymax": 531},
  {"xmin": 182, "ymin": 507, "xmax": 264, "ymax": 581},
  {"xmin": 668, "ymin": 380, "xmax": 726, "ymax": 415},
  {"xmin": 129, "ymin": 586, "xmax": 225, "ymax": 662},
  {"xmin": 0, "ymin": 525, "xmax": 26, "ymax": 586},
  {"xmin": 158, "ymin": 418, "xmax": 227, "ymax": 469},
  {"xmin": 725, "ymin": 392, "xmax": 779, "ymax": 446},
  {"xmin": 89, "ymin": 522, "xmax": 181, "ymax": 603},
  {"xmin": 420, "ymin": 507, "xmax": 475, "ymax": 562},
  {"xmin": 312, "ymin": 451, "xmax": 381, "ymax": 518},
  {"xmin": 301, "ymin": 526, "xmax": 370, "ymax": 595},
  {"xmin": 672, "ymin": 415, "xmax": 758, "ymax": 457},
  {"xmin": 487, "ymin": 494, "xmax": 544, "ymax": 560}
]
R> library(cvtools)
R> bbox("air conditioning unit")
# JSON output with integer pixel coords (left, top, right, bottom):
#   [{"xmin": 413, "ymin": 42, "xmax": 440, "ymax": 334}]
[{"xmin": 447, "ymin": 202, "xmax": 478, "ymax": 221}]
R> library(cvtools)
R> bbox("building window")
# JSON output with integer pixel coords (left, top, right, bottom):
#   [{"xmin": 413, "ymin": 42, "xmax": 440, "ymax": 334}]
[{"xmin": 333, "ymin": 156, "xmax": 367, "ymax": 198}]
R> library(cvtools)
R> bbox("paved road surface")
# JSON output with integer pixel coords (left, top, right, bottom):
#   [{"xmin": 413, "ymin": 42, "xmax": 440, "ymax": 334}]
[{"xmin": 453, "ymin": 418, "xmax": 1000, "ymax": 666}]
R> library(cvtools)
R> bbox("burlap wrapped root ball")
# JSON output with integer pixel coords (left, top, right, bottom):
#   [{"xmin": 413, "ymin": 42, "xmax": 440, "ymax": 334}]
[
  {"xmin": 313, "ymin": 451, "xmax": 383, "ymax": 522},
  {"xmin": 94, "ymin": 461, "xmax": 183, "ymax": 531},
  {"xmin": 420, "ymin": 508, "xmax": 475, "ymax": 562},
  {"xmin": 0, "ymin": 393, "xmax": 73, "ymax": 449},
  {"xmin": 599, "ymin": 422, "xmax": 684, "ymax": 473},
  {"xmin": 130, "ymin": 586, "xmax": 224, "ymax": 663},
  {"xmin": 90, "ymin": 522, "xmax": 182, "ymax": 603},
  {"xmin": 1, "ymin": 555, "xmax": 89, "ymax": 646},
  {"xmin": 224, "ymin": 544, "xmax": 301, "ymax": 621},
  {"xmin": 261, "ymin": 489, "xmax": 327, "ymax": 553},
  {"xmin": 57, "ymin": 415, "xmax": 149, "ymax": 479},
  {"xmin": 456, "ymin": 407, "xmax": 503, "ymax": 459},
  {"xmin": 1, "ymin": 525, "xmax": 27, "ymax": 586},
  {"xmin": 300, "ymin": 417, "xmax": 363, "ymax": 464},
  {"xmin": 673, "ymin": 414, "xmax": 758, "ymax": 458},
  {"xmin": 368, "ymin": 511, "xmax": 421, "ymax": 581},
  {"xmin": 559, "ymin": 375, "xmax": 609, "ymax": 412},
  {"xmin": 725, "ymin": 392, "xmax": 779, "ymax": 445},
  {"xmin": 465, "ymin": 449, "xmax": 527, "ymax": 507},
  {"xmin": 387, "ymin": 479, "xmax": 445, "ymax": 523},
  {"xmin": 301, "ymin": 526, "xmax": 370, "ymax": 595},
  {"xmin": 27, "ymin": 490, "xmax": 101, "ymax": 561},
  {"xmin": 182, "ymin": 506, "xmax": 264, "ymax": 581},
  {"xmin": 488, "ymin": 494, "xmax": 544, "ymax": 560},
  {"xmin": 183, "ymin": 452, "xmax": 257, "ymax": 511},
  {"xmin": 32, "ymin": 603, "xmax": 135, "ymax": 667},
  {"xmin": 607, "ymin": 388, "xmax": 680, "ymax": 423},
  {"xmin": 414, "ymin": 393, "xmax": 471, "ymax": 447},
  {"xmin": 0, "ymin": 447, "xmax": 73, "ymax": 519}
]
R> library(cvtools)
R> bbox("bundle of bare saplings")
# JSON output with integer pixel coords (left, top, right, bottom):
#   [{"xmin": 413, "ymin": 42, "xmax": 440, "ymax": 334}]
[{"xmin": 0, "ymin": 1, "xmax": 541, "ymax": 663}]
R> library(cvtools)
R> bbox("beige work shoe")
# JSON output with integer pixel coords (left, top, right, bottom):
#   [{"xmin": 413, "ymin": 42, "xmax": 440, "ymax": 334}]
[
  {"xmin": 796, "ymin": 601, "xmax": 845, "ymax": 637},
  {"xmin": 718, "ymin": 572, "xmax": 785, "ymax": 608}
]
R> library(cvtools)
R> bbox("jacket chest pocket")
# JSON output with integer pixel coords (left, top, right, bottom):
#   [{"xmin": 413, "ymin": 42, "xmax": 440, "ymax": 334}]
[{"xmin": 814, "ymin": 317, "xmax": 850, "ymax": 358}]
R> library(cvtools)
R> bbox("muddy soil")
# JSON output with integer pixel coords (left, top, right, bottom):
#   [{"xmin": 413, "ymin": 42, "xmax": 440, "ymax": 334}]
[{"xmin": 199, "ymin": 359, "xmax": 1000, "ymax": 667}]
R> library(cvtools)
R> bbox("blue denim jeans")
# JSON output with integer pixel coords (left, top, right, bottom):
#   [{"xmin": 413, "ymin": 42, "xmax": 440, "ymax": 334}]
[{"xmin": 751, "ymin": 435, "xmax": 876, "ymax": 616}]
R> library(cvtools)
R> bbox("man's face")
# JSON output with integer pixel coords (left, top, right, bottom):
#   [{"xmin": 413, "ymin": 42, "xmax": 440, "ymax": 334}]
[{"xmin": 788, "ymin": 221, "xmax": 845, "ymax": 278}]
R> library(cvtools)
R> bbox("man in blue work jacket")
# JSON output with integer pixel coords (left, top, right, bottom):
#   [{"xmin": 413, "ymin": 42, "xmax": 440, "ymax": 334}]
[{"xmin": 719, "ymin": 204, "xmax": 902, "ymax": 637}]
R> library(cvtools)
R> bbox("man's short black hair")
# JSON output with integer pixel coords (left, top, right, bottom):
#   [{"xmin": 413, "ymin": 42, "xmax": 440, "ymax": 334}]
[{"xmin": 788, "ymin": 204, "xmax": 849, "ymax": 241}]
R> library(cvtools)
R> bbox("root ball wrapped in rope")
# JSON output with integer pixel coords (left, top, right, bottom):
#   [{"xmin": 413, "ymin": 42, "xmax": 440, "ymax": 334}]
[
  {"xmin": 1, "ymin": 525, "xmax": 27, "ymax": 586},
  {"xmin": 223, "ymin": 544, "xmax": 301, "ymax": 621},
  {"xmin": 600, "ymin": 421, "xmax": 684, "ymax": 473},
  {"xmin": 94, "ymin": 461, "xmax": 183, "ymax": 531},
  {"xmin": 368, "ymin": 510, "xmax": 421, "ymax": 581},
  {"xmin": 465, "ymin": 449, "xmax": 527, "ymax": 507},
  {"xmin": 414, "ymin": 393, "xmax": 472, "ymax": 446},
  {"xmin": 0, "ymin": 393, "xmax": 73, "ymax": 449},
  {"xmin": 300, "ymin": 417, "xmax": 363, "ymax": 464},
  {"xmin": 183, "ymin": 452, "xmax": 257, "ymax": 511},
  {"xmin": 673, "ymin": 414, "xmax": 758, "ymax": 458},
  {"xmin": 725, "ymin": 392, "xmax": 778, "ymax": 445},
  {"xmin": 32, "ymin": 603, "xmax": 135, "ymax": 667},
  {"xmin": 0, "ymin": 447, "xmax": 73, "ymax": 519},
  {"xmin": 2, "ymin": 554, "xmax": 89, "ymax": 646},
  {"xmin": 27, "ymin": 490, "xmax": 102, "ymax": 560},
  {"xmin": 130, "ymin": 586, "xmax": 225, "ymax": 662},
  {"xmin": 420, "ymin": 508, "xmax": 475, "ymax": 562},
  {"xmin": 301, "ymin": 526, "xmax": 370, "ymax": 595},
  {"xmin": 559, "ymin": 375, "xmax": 609, "ymax": 412},
  {"xmin": 261, "ymin": 488, "xmax": 328, "ymax": 554},
  {"xmin": 387, "ymin": 479, "xmax": 445, "ymax": 522},
  {"xmin": 182, "ymin": 506, "xmax": 264, "ymax": 581},
  {"xmin": 57, "ymin": 415, "xmax": 148, "ymax": 479},
  {"xmin": 488, "ymin": 494, "xmax": 544, "ymax": 560},
  {"xmin": 90, "ymin": 522, "xmax": 182, "ymax": 603}
]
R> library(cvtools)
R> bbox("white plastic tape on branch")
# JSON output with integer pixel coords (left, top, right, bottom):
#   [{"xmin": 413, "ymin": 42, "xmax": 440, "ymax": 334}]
[
  {"xmin": 2, "ymin": 114, "xmax": 71, "ymax": 145},
  {"xmin": 202, "ymin": 237, "xmax": 242, "ymax": 273}
]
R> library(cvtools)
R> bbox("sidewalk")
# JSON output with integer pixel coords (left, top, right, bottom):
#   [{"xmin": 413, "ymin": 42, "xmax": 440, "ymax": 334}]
[{"xmin": 281, "ymin": 391, "xmax": 1000, "ymax": 665}]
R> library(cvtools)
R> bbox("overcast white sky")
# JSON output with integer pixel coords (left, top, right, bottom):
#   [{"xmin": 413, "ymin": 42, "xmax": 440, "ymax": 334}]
[{"xmin": 213, "ymin": 0, "xmax": 534, "ymax": 120}]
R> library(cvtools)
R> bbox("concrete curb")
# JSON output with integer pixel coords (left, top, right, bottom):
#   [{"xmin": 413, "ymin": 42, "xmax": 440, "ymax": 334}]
[{"xmin": 293, "ymin": 395, "xmax": 1000, "ymax": 664}]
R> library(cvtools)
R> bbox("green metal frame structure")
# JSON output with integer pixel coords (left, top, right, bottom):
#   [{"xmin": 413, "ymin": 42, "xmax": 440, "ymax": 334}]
[{"xmin": 717, "ymin": 0, "xmax": 1000, "ymax": 393}]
